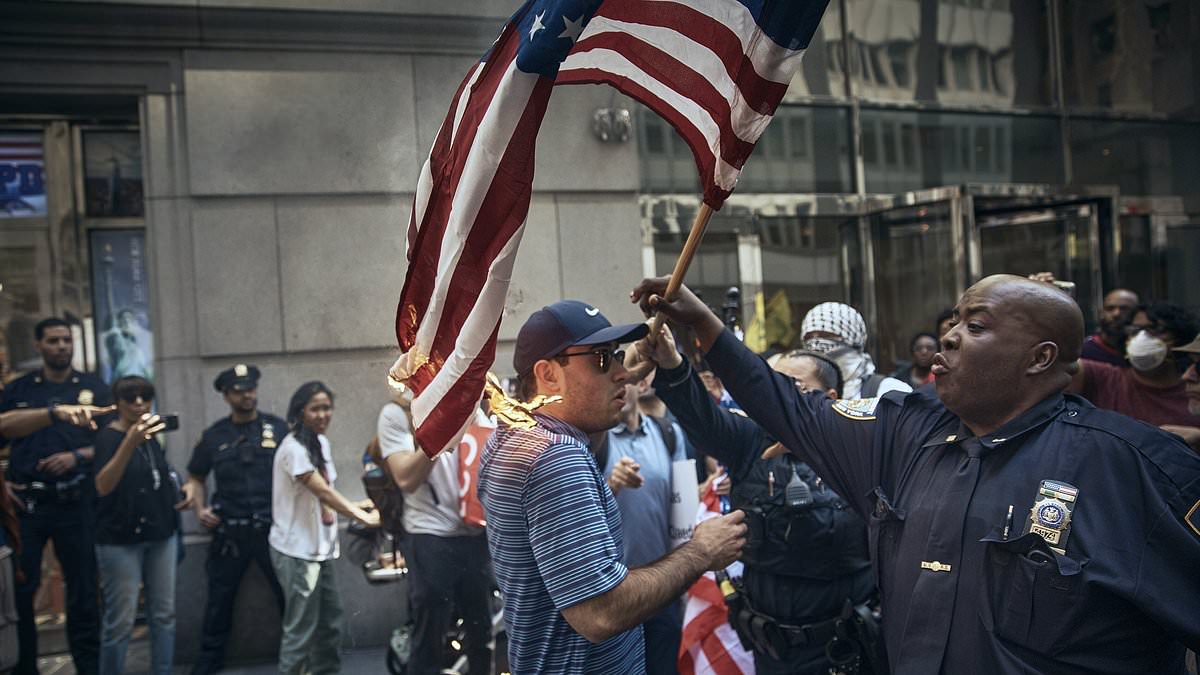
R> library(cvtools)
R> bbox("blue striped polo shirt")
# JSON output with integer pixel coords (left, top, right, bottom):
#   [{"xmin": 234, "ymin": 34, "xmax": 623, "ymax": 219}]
[{"xmin": 478, "ymin": 413, "xmax": 645, "ymax": 674}]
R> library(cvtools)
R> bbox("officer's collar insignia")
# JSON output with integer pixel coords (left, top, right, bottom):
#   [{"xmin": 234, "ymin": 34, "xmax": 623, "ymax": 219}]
[
  {"xmin": 1025, "ymin": 479, "xmax": 1078, "ymax": 554},
  {"xmin": 78, "ymin": 389, "xmax": 95, "ymax": 405},
  {"xmin": 832, "ymin": 397, "xmax": 879, "ymax": 421},
  {"xmin": 234, "ymin": 364, "xmax": 249, "ymax": 376},
  {"xmin": 1185, "ymin": 499, "xmax": 1200, "ymax": 539}
]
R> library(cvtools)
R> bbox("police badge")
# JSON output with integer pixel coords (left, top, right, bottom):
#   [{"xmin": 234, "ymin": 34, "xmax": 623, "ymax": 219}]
[
  {"xmin": 1026, "ymin": 479, "xmax": 1078, "ymax": 554},
  {"xmin": 78, "ymin": 389, "xmax": 95, "ymax": 405},
  {"xmin": 261, "ymin": 423, "xmax": 277, "ymax": 449}
]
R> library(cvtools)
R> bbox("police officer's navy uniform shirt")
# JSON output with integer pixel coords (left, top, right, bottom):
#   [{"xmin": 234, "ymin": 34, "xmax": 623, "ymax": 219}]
[
  {"xmin": 1, "ymin": 370, "xmax": 111, "ymax": 484},
  {"xmin": 705, "ymin": 329, "xmax": 1200, "ymax": 675},
  {"xmin": 187, "ymin": 413, "xmax": 286, "ymax": 518},
  {"xmin": 478, "ymin": 413, "xmax": 645, "ymax": 674}
]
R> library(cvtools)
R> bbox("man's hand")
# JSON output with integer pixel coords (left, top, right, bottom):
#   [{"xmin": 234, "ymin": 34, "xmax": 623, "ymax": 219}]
[
  {"xmin": 36, "ymin": 451, "xmax": 78, "ymax": 476},
  {"xmin": 1161, "ymin": 425, "xmax": 1200, "ymax": 452},
  {"xmin": 631, "ymin": 277, "xmax": 724, "ymax": 351},
  {"xmin": 761, "ymin": 442, "xmax": 788, "ymax": 461},
  {"xmin": 174, "ymin": 481, "xmax": 197, "ymax": 511},
  {"xmin": 689, "ymin": 510, "xmax": 747, "ymax": 571},
  {"xmin": 197, "ymin": 506, "xmax": 221, "ymax": 529},
  {"xmin": 52, "ymin": 404, "xmax": 116, "ymax": 430},
  {"xmin": 632, "ymin": 322, "xmax": 683, "ymax": 370},
  {"xmin": 608, "ymin": 457, "xmax": 643, "ymax": 495}
]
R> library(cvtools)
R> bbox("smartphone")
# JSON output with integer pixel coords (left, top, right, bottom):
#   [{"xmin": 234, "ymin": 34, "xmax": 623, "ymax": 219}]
[{"xmin": 160, "ymin": 413, "xmax": 180, "ymax": 432}]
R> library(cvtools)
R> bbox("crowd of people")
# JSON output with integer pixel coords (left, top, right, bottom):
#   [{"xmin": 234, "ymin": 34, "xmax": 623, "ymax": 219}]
[
  {"xmin": 0, "ymin": 319, "xmax": 379, "ymax": 675},
  {"xmin": 1, "ymin": 271, "xmax": 1198, "ymax": 675}
]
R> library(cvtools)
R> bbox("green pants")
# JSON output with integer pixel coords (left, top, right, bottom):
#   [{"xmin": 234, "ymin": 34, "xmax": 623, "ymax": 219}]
[{"xmin": 269, "ymin": 548, "xmax": 343, "ymax": 675}]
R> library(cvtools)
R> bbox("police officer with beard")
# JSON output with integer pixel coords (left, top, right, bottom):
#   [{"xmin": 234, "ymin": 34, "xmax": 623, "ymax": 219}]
[
  {"xmin": 639, "ymin": 336, "xmax": 878, "ymax": 675},
  {"xmin": 182, "ymin": 365, "xmax": 286, "ymax": 675}
]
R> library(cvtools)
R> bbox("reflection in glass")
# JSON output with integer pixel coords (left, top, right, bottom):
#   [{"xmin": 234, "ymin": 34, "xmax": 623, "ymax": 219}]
[
  {"xmin": 862, "ymin": 109, "xmax": 1062, "ymax": 193},
  {"xmin": 976, "ymin": 201, "xmax": 1098, "ymax": 327},
  {"xmin": 1070, "ymin": 118, "xmax": 1200, "ymax": 211},
  {"xmin": 637, "ymin": 106, "xmax": 853, "ymax": 195},
  {"xmin": 872, "ymin": 202, "xmax": 958, "ymax": 369},
  {"xmin": 840, "ymin": 0, "xmax": 1052, "ymax": 108},
  {"xmin": 1062, "ymin": 0, "xmax": 1199, "ymax": 117},
  {"xmin": 1165, "ymin": 225, "xmax": 1200, "ymax": 317},
  {"xmin": 83, "ymin": 131, "xmax": 144, "ymax": 218}
]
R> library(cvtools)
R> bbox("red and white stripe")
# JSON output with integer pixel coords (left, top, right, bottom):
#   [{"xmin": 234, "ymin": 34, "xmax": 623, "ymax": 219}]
[
  {"xmin": 679, "ymin": 486, "xmax": 756, "ymax": 675},
  {"xmin": 558, "ymin": 0, "xmax": 811, "ymax": 208},
  {"xmin": 392, "ymin": 18, "xmax": 555, "ymax": 457}
]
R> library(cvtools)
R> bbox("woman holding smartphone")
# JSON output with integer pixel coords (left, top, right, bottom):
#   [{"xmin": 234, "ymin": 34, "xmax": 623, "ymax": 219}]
[
  {"xmin": 93, "ymin": 375, "xmax": 190, "ymax": 675},
  {"xmin": 269, "ymin": 381, "xmax": 378, "ymax": 675}
]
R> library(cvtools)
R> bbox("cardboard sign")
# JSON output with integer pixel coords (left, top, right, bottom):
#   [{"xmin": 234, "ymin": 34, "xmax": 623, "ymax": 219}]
[{"xmin": 457, "ymin": 411, "xmax": 495, "ymax": 528}]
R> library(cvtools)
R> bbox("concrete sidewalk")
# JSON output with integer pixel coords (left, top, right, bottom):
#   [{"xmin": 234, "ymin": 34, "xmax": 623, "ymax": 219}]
[{"xmin": 36, "ymin": 646, "xmax": 391, "ymax": 675}]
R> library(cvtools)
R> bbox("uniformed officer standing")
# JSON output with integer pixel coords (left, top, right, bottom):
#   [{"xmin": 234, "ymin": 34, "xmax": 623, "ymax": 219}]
[
  {"xmin": 182, "ymin": 365, "xmax": 286, "ymax": 675},
  {"xmin": 633, "ymin": 275, "xmax": 1200, "ymax": 675},
  {"xmin": 0, "ymin": 318, "xmax": 112, "ymax": 675}
]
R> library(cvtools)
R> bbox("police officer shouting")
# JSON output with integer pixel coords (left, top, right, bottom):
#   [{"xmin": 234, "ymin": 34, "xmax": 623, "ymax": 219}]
[
  {"xmin": 183, "ymin": 364, "xmax": 286, "ymax": 675},
  {"xmin": 633, "ymin": 275, "xmax": 1200, "ymax": 675},
  {"xmin": 0, "ymin": 318, "xmax": 112, "ymax": 675}
]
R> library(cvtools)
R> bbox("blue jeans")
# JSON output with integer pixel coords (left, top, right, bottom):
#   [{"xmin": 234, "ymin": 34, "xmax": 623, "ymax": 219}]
[{"xmin": 95, "ymin": 534, "xmax": 177, "ymax": 675}]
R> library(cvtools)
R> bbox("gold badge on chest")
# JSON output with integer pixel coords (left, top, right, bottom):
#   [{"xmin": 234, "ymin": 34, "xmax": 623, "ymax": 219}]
[
  {"xmin": 261, "ymin": 423, "xmax": 277, "ymax": 449},
  {"xmin": 77, "ymin": 389, "xmax": 95, "ymax": 405},
  {"xmin": 1025, "ymin": 479, "xmax": 1078, "ymax": 555}
]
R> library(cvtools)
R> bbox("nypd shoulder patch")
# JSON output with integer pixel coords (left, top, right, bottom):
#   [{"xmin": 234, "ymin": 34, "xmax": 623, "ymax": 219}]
[
  {"xmin": 832, "ymin": 397, "xmax": 880, "ymax": 421},
  {"xmin": 1186, "ymin": 499, "xmax": 1200, "ymax": 539}
]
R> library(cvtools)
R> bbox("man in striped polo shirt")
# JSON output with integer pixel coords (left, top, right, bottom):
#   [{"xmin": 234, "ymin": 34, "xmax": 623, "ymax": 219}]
[{"xmin": 479, "ymin": 300, "xmax": 747, "ymax": 674}]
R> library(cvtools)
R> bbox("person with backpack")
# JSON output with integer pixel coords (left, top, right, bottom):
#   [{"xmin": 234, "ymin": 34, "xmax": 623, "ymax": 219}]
[
  {"xmin": 376, "ymin": 388, "xmax": 492, "ymax": 675},
  {"xmin": 593, "ymin": 371, "xmax": 689, "ymax": 675}
]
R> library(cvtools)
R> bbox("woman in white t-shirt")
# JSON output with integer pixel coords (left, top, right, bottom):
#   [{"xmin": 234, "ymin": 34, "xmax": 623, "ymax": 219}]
[{"xmin": 268, "ymin": 381, "xmax": 378, "ymax": 675}]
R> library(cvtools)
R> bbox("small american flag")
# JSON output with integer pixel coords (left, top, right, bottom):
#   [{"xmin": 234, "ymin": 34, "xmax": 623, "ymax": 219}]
[{"xmin": 393, "ymin": 0, "xmax": 830, "ymax": 456}]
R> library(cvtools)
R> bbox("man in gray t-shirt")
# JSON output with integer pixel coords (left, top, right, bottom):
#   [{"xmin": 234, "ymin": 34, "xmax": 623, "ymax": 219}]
[{"xmin": 378, "ymin": 396, "xmax": 492, "ymax": 675}]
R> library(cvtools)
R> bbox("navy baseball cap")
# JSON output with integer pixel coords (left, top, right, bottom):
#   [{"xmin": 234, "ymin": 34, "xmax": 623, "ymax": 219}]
[{"xmin": 513, "ymin": 300, "xmax": 649, "ymax": 376}]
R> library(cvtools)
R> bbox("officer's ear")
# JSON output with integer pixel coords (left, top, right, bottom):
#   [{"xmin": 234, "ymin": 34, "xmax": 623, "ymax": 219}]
[
  {"xmin": 533, "ymin": 359, "xmax": 565, "ymax": 397},
  {"xmin": 1026, "ymin": 341, "xmax": 1059, "ymax": 376}
]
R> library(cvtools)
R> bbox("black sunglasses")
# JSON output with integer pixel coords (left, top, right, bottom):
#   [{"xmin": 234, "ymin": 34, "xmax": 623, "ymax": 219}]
[{"xmin": 558, "ymin": 346, "xmax": 625, "ymax": 373}]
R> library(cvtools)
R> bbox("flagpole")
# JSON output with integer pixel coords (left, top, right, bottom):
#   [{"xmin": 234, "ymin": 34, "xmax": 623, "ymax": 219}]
[{"xmin": 649, "ymin": 202, "xmax": 714, "ymax": 336}]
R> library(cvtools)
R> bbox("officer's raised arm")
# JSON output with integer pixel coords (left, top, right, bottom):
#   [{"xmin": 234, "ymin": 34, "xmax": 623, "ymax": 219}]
[{"xmin": 631, "ymin": 278, "xmax": 888, "ymax": 513}]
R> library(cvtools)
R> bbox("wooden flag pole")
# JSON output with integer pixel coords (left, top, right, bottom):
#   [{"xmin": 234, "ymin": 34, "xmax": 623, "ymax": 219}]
[{"xmin": 648, "ymin": 202, "xmax": 714, "ymax": 336}]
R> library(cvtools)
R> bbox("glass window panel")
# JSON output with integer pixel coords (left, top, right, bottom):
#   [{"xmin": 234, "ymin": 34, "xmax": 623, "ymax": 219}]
[
  {"xmin": 83, "ymin": 131, "xmax": 143, "ymax": 218},
  {"xmin": 782, "ymin": 6, "xmax": 847, "ymax": 101},
  {"xmin": 882, "ymin": 121, "xmax": 899, "ymax": 166},
  {"xmin": 863, "ymin": 109, "xmax": 1063, "ymax": 192},
  {"xmin": 872, "ymin": 202, "xmax": 959, "ymax": 368},
  {"xmin": 888, "ymin": 42, "xmax": 912, "ymax": 87},
  {"xmin": 737, "ymin": 106, "xmax": 854, "ymax": 193},
  {"xmin": 1070, "ymin": 118, "xmax": 1200, "ymax": 211},
  {"xmin": 639, "ymin": 106, "xmax": 852, "ymax": 195},
  {"xmin": 1164, "ymin": 224, "xmax": 1200, "ymax": 317},
  {"xmin": 845, "ymin": 0, "xmax": 1052, "ymax": 108},
  {"xmin": 789, "ymin": 116, "xmax": 810, "ymax": 158},
  {"xmin": 1062, "ymin": 0, "xmax": 1199, "ymax": 118},
  {"xmin": 0, "ymin": 131, "xmax": 46, "ymax": 218}
]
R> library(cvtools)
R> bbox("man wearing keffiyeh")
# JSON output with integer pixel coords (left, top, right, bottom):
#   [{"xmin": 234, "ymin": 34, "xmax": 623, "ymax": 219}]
[{"xmin": 800, "ymin": 303, "xmax": 912, "ymax": 400}]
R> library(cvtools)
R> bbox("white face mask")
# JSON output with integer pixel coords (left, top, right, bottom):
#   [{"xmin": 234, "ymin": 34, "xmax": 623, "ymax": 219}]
[{"xmin": 1126, "ymin": 330, "xmax": 1168, "ymax": 372}]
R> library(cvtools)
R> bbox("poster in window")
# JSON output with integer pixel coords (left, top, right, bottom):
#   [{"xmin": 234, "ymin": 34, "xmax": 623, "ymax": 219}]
[
  {"xmin": 83, "ymin": 131, "xmax": 144, "ymax": 218},
  {"xmin": 0, "ymin": 131, "xmax": 46, "ymax": 218},
  {"xmin": 90, "ymin": 229, "xmax": 154, "ymax": 384}
]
